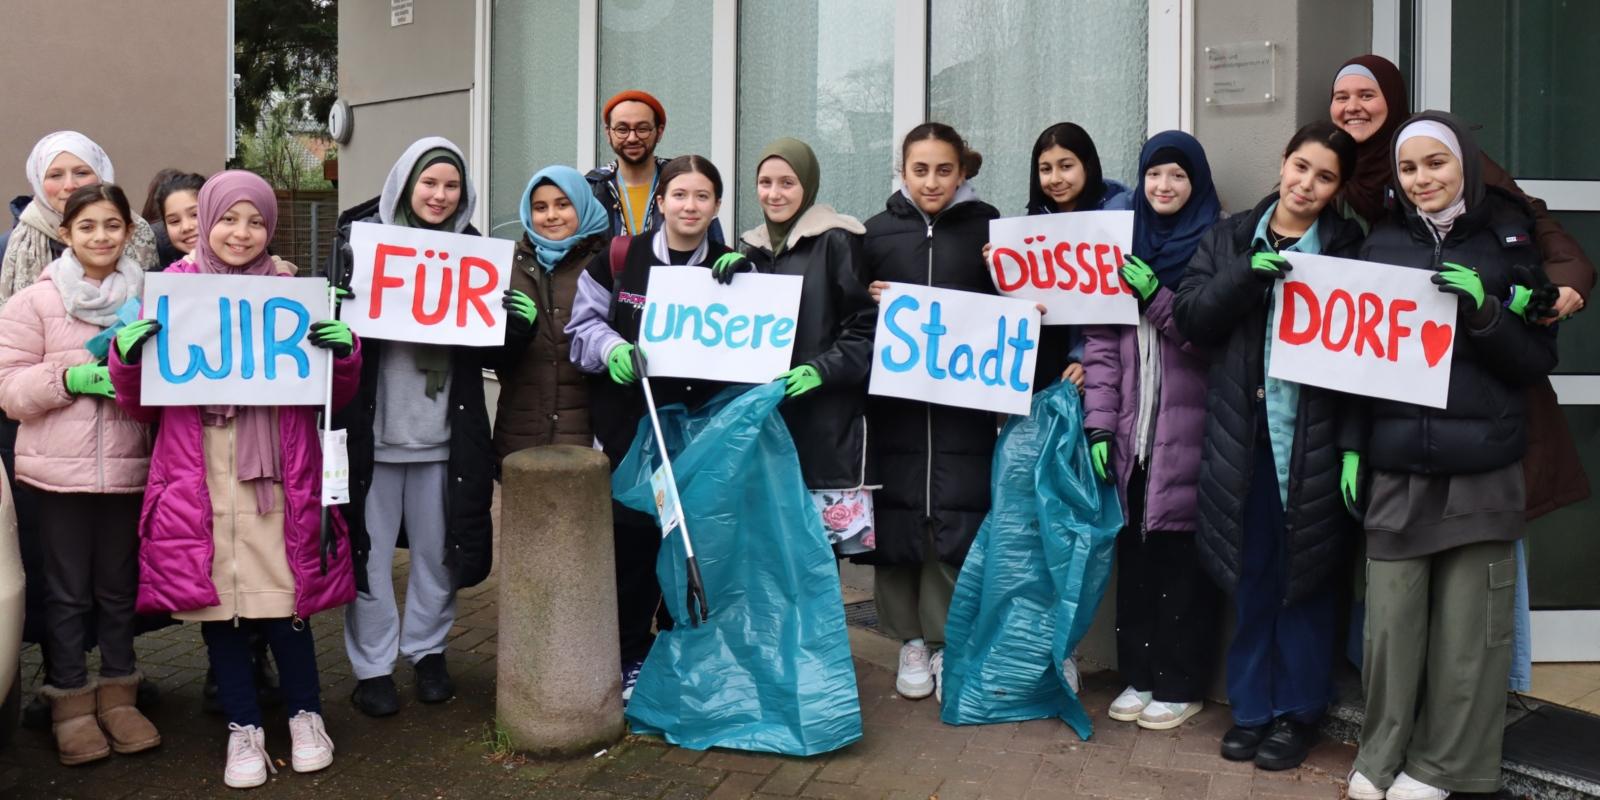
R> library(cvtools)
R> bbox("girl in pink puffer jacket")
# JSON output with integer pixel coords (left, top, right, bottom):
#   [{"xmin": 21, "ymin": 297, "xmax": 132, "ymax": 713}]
[{"xmin": 0, "ymin": 183, "xmax": 158, "ymax": 766}]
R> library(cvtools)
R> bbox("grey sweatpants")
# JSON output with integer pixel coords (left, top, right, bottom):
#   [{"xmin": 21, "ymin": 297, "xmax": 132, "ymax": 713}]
[{"xmin": 344, "ymin": 461, "xmax": 456, "ymax": 680}]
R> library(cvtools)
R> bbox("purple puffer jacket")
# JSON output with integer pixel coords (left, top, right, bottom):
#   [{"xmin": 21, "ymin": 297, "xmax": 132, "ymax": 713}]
[
  {"xmin": 107, "ymin": 261, "xmax": 362, "ymax": 618},
  {"xmin": 1082, "ymin": 287, "xmax": 1208, "ymax": 533}
]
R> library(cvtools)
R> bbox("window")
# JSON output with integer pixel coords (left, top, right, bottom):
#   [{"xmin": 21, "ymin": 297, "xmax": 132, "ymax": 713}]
[
  {"xmin": 929, "ymin": 0, "xmax": 1149, "ymax": 216},
  {"xmin": 734, "ymin": 0, "xmax": 896, "ymax": 234},
  {"xmin": 488, "ymin": 0, "xmax": 581, "ymax": 239},
  {"xmin": 597, "ymin": 0, "xmax": 714, "ymax": 172}
]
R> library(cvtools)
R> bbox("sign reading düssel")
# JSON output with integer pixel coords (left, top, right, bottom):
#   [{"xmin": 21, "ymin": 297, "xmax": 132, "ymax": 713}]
[
  {"xmin": 869, "ymin": 283, "xmax": 1042, "ymax": 416},
  {"xmin": 1267, "ymin": 252, "xmax": 1457, "ymax": 409},
  {"xmin": 638, "ymin": 267, "xmax": 804, "ymax": 384},
  {"xmin": 345, "ymin": 221, "xmax": 514, "ymax": 346},
  {"xmin": 139, "ymin": 273, "xmax": 331, "ymax": 406},
  {"xmin": 987, "ymin": 210, "xmax": 1138, "ymax": 325}
]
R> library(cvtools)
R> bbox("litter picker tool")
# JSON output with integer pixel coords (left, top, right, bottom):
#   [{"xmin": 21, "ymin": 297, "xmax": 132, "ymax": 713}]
[{"xmin": 633, "ymin": 346, "xmax": 709, "ymax": 626}]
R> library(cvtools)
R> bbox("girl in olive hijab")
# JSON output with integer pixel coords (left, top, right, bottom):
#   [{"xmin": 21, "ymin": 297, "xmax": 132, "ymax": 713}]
[{"xmin": 738, "ymin": 138, "xmax": 878, "ymax": 555}]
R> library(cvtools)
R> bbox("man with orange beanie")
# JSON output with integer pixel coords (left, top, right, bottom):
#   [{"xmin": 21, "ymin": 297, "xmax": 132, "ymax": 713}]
[{"xmin": 585, "ymin": 89, "xmax": 722, "ymax": 242}]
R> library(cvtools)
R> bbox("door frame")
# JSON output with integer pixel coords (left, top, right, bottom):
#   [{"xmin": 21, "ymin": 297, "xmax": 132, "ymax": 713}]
[{"xmin": 1401, "ymin": 0, "xmax": 1600, "ymax": 662}]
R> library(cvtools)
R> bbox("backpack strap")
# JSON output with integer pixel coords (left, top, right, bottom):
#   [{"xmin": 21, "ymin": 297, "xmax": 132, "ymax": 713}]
[{"xmin": 609, "ymin": 234, "xmax": 631, "ymax": 281}]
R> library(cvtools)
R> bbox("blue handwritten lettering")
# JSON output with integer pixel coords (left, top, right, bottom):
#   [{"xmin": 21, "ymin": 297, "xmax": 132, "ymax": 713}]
[
  {"xmin": 263, "ymin": 298, "xmax": 311, "ymax": 380},
  {"xmin": 880, "ymin": 295, "xmax": 919, "ymax": 372},
  {"xmin": 156, "ymin": 296, "xmax": 232, "ymax": 384}
]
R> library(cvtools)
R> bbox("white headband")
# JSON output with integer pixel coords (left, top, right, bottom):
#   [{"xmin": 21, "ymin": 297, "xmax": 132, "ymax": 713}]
[
  {"xmin": 1334, "ymin": 64, "xmax": 1379, "ymax": 86},
  {"xmin": 1394, "ymin": 120, "xmax": 1463, "ymax": 163}
]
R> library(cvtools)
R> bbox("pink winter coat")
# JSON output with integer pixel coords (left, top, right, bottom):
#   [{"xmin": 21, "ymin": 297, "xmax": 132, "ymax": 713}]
[
  {"xmin": 0, "ymin": 268, "xmax": 150, "ymax": 493},
  {"xmin": 107, "ymin": 261, "xmax": 362, "ymax": 619}
]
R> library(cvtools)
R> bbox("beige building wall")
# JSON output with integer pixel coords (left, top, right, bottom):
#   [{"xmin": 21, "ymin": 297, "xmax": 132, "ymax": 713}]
[
  {"xmin": 0, "ymin": 0, "xmax": 229, "ymax": 216},
  {"xmin": 336, "ymin": 0, "xmax": 476, "ymax": 211}
]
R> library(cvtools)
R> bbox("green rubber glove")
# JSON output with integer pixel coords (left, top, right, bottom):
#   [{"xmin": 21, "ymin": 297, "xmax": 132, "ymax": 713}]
[
  {"xmin": 1250, "ymin": 251, "xmax": 1291, "ymax": 282},
  {"xmin": 777, "ymin": 365, "xmax": 822, "ymax": 398},
  {"xmin": 308, "ymin": 320, "xmax": 354, "ymax": 358},
  {"xmin": 64, "ymin": 363, "xmax": 115, "ymax": 399},
  {"xmin": 1432, "ymin": 261, "xmax": 1485, "ymax": 310},
  {"xmin": 114, "ymin": 319, "xmax": 161, "ymax": 364},
  {"xmin": 607, "ymin": 343, "xmax": 637, "ymax": 385},
  {"xmin": 1121, "ymin": 255, "xmax": 1159, "ymax": 302},
  {"xmin": 1340, "ymin": 450, "xmax": 1362, "ymax": 514},
  {"xmin": 1507, "ymin": 265, "xmax": 1559, "ymax": 323},
  {"xmin": 334, "ymin": 286, "xmax": 355, "ymax": 304},
  {"xmin": 1090, "ymin": 440, "xmax": 1112, "ymax": 483},
  {"xmin": 711, "ymin": 252, "xmax": 751, "ymax": 285},
  {"xmin": 502, "ymin": 289, "xmax": 537, "ymax": 338}
]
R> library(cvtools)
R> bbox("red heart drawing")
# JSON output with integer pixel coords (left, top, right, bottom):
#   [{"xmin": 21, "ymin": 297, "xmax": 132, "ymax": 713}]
[{"xmin": 1421, "ymin": 320, "xmax": 1453, "ymax": 367}]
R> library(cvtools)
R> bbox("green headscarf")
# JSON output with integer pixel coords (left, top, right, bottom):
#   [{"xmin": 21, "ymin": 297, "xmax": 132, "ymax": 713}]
[
  {"xmin": 394, "ymin": 148, "xmax": 467, "ymax": 231},
  {"xmin": 757, "ymin": 138, "xmax": 819, "ymax": 257}
]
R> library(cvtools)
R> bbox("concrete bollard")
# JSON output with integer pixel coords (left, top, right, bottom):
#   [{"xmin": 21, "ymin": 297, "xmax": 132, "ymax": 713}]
[{"xmin": 496, "ymin": 445, "xmax": 625, "ymax": 756}]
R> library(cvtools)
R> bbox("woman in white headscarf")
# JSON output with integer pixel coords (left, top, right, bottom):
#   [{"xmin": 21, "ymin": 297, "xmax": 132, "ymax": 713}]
[{"xmin": 1, "ymin": 131, "xmax": 159, "ymax": 305}]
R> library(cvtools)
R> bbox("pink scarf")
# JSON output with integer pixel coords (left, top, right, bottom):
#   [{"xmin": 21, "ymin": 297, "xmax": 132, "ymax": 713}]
[{"xmin": 192, "ymin": 171, "xmax": 283, "ymax": 513}]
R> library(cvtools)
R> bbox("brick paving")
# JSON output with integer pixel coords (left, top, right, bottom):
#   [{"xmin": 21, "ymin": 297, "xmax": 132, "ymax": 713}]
[{"xmin": 3, "ymin": 556, "xmax": 1358, "ymax": 799}]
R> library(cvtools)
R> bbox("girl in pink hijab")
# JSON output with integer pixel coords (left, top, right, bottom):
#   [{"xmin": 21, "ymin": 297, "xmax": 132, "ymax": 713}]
[{"xmin": 107, "ymin": 170, "xmax": 362, "ymax": 789}]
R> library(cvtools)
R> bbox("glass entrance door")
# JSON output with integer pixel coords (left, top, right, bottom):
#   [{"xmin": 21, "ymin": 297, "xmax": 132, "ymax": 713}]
[{"xmin": 1413, "ymin": 0, "xmax": 1600, "ymax": 663}]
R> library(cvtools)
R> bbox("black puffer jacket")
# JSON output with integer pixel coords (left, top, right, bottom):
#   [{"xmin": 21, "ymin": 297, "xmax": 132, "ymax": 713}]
[
  {"xmin": 1357, "ymin": 120, "xmax": 1557, "ymax": 473},
  {"xmin": 857, "ymin": 187, "xmax": 1000, "ymax": 567},
  {"xmin": 327, "ymin": 198, "xmax": 504, "ymax": 593},
  {"xmin": 740, "ymin": 204, "xmax": 877, "ymax": 490},
  {"xmin": 1174, "ymin": 194, "xmax": 1366, "ymax": 603}
]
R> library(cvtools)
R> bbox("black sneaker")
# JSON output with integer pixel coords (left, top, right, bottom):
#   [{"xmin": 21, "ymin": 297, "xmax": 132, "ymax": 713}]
[
  {"xmin": 1219, "ymin": 722, "xmax": 1271, "ymax": 761},
  {"xmin": 413, "ymin": 653, "xmax": 454, "ymax": 704},
  {"xmin": 620, "ymin": 659, "xmax": 644, "ymax": 707},
  {"xmin": 351, "ymin": 675, "xmax": 401, "ymax": 717},
  {"xmin": 1253, "ymin": 718, "xmax": 1316, "ymax": 771}
]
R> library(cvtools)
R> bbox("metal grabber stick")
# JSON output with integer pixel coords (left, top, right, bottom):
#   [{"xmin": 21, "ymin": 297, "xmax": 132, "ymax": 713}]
[
  {"xmin": 632, "ymin": 347, "xmax": 709, "ymax": 626},
  {"xmin": 318, "ymin": 280, "xmax": 338, "ymax": 574}
]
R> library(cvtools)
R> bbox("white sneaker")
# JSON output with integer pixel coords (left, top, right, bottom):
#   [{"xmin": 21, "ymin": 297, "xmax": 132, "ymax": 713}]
[
  {"xmin": 1387, "ymin": 772, "xmax": 1449, "ymax": 800},
  {"xmin": 224, "ymin": 723, "xmax": 275, "ymax": 789},
  {"xmin": 1062, "ymin": 656, "xmax": 1082, "ymax": 694},
  {"xmin": 1108, "ymin": 686, "xmax": 1153, "ymax": 721},
  {"xmin": 1136, "ymin": 699, "xmax": 1203, "ymax": 730},
  {"xmin": 931, "ymin": 649, "xmax": 945, "ymax": 704},
  {"xmin": 287, "ymin": 710, "xmax": 334, "ymax": 773},
  {"xmin": 895, "ymin": 639, "xmax": 934, "ymax": 699},
  {"xmin": 1346, "ymin": 769, "xmax": 1387, "ymax": 800}
]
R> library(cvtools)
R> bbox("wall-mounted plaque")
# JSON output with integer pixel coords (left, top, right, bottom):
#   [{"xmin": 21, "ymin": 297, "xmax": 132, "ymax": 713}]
[{"xmin": 1203, "ymin": 41, "xmax": 1276, "ymax": 106}]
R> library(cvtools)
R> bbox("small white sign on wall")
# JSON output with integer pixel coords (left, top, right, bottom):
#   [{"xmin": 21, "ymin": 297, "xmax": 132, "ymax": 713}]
[{"xmin": 391, "ymin": 0, "xmax": 414, "ymax": 27}]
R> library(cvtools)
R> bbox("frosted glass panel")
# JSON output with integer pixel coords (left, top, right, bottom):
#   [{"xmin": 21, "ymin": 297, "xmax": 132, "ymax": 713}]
[
  {"xmin": 735, "ymin": 0, "xmax": 896, "ymax": 236},
  {"xmin": 489, "ymin": 1, "xmax": 580, "ymax": 240},
  {"xmin": 597, "ymin": 1, "xmax": 713, "ymax": 170},
  {"xmin": 930, "ymin": 0, "xmax": 1148, "ymax": 216}
]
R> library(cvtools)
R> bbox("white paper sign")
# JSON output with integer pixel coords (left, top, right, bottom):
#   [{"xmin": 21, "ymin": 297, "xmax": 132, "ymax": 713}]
[
  {"xmin": 139, "ymin": 273, "xmax": 331, "ymax": 406},
  {"xmin": 1268, "ymin": 252, "xmax": 1457, "ymax": 408},
  {"xmin": 987, "ymin": 210, "xmax": 1138, "ymax": 325},
  {"xmin": 345, "ymin": 221, "xmax": 514, "ymax": 346},
  {"xmin": 322, "ymin": 429, "xmax": 350, "ymax": 506},
  {"xmin": 638, "ymin": 267, "xmax": 804, "ymax": 384},
  {"xmin": 868, "ymin": 283, "xmax": 1042, "ymax": 416}
]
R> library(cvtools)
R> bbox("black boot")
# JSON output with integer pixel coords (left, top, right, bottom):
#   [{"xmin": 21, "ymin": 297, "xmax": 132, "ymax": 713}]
[
  {"xmin": 1253, "ymin": 718, "xmax": 1316, "ymax": 771},
  {"xmin": 1219, "ymin": 723, "xmax": 1271, "ymax": 761},
  {"xmin": 413, "ymin": 653, "xmax": 454, "ymax": 704},
  {"xmin": 351, "ymin": 675, "xmax": 400, "ymax": 717}
]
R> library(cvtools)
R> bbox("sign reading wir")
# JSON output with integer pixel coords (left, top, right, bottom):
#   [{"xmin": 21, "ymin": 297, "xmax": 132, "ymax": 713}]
[
  {"xmin": 1268, "ymin": 252, "xmax": 1457, "ymax": 409},
  {"xmin": 345, "ymin": 221, "xmax": 514, "ymax": 347},
  {"xmin": 139, "ymin": 273, "xmax": 331, "ymax": 406},
  {"xmin": 869, "ymin": 283, "xmax": 1041, "ymax": 416}
]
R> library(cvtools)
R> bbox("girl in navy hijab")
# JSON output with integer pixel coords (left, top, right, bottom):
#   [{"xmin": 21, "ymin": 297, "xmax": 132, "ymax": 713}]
[{"xmin": 1081, "ymin": 130, "xmax": 1221, "ymax": 730}]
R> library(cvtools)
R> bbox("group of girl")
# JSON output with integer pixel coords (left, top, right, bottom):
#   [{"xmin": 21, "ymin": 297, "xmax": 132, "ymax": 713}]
[{"xmin": 0, "ymin": 51, "xmax": 1586, "ymax": 800}]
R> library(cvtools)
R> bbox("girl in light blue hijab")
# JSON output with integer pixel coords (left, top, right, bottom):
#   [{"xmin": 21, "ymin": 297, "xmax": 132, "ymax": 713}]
[{"xmin": 494, "ymin": 165, "xmax": 613, "ymax": 455}]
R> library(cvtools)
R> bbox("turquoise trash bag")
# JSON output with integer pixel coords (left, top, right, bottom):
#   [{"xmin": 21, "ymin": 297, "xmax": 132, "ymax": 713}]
[
  {"xmin": 613, "ymin": 382, "xmax": 862, "ymax": 756},
  {"xmin": 938, "ymin": 381, "xmax": 1122, "ymax": 739}
]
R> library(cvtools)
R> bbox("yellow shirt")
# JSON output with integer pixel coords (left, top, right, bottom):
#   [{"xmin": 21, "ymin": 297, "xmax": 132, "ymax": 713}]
[{"xmin": 622, "ymin": 183, "xmax": 653, "ymax": 235}]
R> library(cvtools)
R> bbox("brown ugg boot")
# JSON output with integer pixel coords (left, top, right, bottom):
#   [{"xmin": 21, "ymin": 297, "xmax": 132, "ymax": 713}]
[
  {"xmin": 40, "ymin": 682, "xmax": 111, "ymax": 765},
  {"xmin": 96, "ymin": 673, "xmax": 161, "ymax": 754}
]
